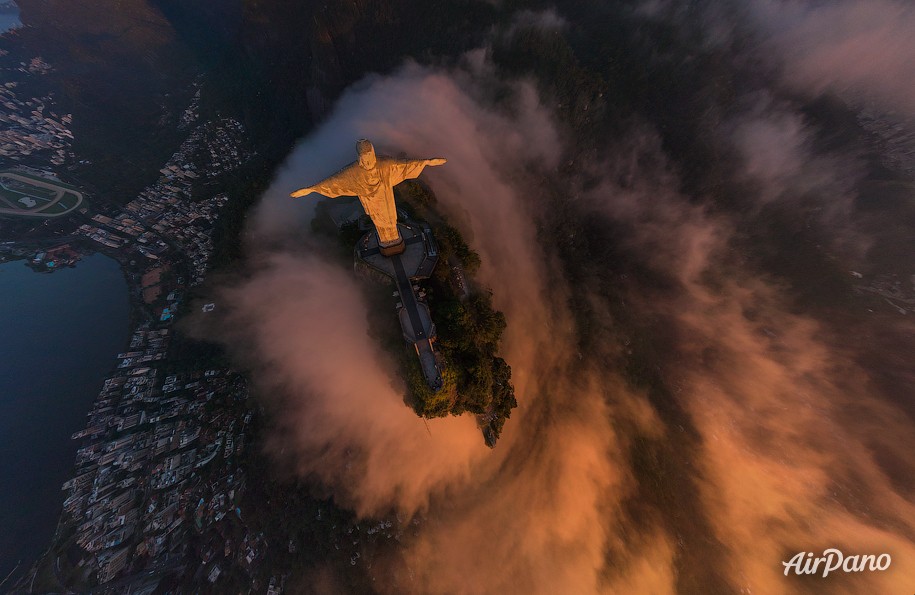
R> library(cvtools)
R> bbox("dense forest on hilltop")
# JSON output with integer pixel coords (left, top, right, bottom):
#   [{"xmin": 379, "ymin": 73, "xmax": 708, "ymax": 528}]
[{"xmin": 394, "ymin": 182, "xmax": 517, "ymax": 444}]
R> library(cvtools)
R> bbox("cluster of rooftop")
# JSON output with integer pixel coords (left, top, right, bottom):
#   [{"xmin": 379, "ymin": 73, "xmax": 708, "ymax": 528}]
[
  {"xmin": 858, "ymin": 108, "xmax": 915, "ymax": 178},
  {"xmin": 61, "ymin": 322, "xmax": 253, "ymax": 585},
  {"xmin": 0, "ymin": 64, "xmax": 73, "ymax": 165},
  {"xmin": 74, "ymin": 118, "xmax": 248, "ymax": 283},
  {"xmin": 29, "ymin": 110, "xmax": 272, "ymax": 590}
]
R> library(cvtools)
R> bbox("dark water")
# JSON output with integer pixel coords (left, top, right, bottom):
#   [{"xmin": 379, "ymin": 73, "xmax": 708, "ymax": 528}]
[
  {"xmin": 0, "ymin": 253, "xmax": 129, "ymax": 585},
  {"xmin": 0, "ymin": 8, "xmax": 21, "ymax": 34}
]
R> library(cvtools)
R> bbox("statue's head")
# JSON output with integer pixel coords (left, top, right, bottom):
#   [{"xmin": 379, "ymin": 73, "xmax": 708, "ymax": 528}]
[{"xmin": 356, "ymin": 139, "xmax": 377, "ymax": 170}]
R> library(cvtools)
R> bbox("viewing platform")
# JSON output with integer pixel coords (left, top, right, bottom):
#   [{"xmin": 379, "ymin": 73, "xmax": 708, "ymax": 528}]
[{"xmin": 356, "ymin": 222, "xmax": 443, "ymax": 391}]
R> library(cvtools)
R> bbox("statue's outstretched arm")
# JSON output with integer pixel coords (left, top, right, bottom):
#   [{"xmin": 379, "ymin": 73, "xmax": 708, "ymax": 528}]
[
  {"xmin": 390, "ymin": 157, "xmax": 447, "ymax": 185},
  {"xmin": 290, "ymin": 163, "xmax": 361, "ymax": 199},
  {"xmin": 290, "ymin": 186, "xmax": 315, "ymax": 198}
]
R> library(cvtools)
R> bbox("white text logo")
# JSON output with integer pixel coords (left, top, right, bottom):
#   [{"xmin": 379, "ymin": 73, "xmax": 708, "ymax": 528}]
[{"xmin": 783, "ymin": 549, "xmax": 891, "ymax": 577}]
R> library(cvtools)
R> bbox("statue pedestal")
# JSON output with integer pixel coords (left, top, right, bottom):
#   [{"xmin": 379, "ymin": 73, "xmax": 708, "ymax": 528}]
[
  {"xmin": 379, "ymin": 237, "xmax": 405, "ymax": 256},
  {"xmin": 356, "ymin": 222, "xmax": 437, "ymax": 280}
]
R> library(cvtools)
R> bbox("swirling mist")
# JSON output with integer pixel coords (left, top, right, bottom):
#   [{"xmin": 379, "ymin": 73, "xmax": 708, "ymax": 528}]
[{"xmin": 196, "ymin": 3, "xmax": 915, "ymax": 591}]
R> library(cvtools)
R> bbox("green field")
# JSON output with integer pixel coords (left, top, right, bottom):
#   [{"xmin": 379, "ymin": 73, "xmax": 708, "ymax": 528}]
[{"xmin": 0, "ymin": 170, "xmax": 83, "ymax": 218}]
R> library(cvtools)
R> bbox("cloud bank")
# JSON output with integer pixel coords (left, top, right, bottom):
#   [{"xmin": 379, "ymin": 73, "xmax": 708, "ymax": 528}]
[
  {"xmin": 202, "ymin": 61, "xmax": 668, "ymax": 592},
  {"xmin": 198, "ymin": 8, "xmax": 915, "ymax": 590},
  {"xmin": 747, "ymin": 0, "xmax": 915, "ymax": 115}
]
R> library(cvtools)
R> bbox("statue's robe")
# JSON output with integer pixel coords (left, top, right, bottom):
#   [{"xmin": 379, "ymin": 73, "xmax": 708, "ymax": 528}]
[{"xmin": 307, "ymin": 157, "xmax": 429, "ymax": 246}]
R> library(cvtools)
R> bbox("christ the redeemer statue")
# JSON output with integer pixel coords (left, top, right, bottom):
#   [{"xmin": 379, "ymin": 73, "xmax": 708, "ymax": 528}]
[{"xmin": 291, "ymin": 139, "xmax": 446, "ymax": 256}]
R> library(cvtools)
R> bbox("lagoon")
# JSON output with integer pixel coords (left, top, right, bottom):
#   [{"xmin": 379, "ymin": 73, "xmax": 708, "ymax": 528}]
[
  {"xmin": 0, "ymin": 253, "xmax": 129, "ymax": 585},
  {"xmin": 0, "ymin": 8, "xmax": 20, "ymax": 35}
]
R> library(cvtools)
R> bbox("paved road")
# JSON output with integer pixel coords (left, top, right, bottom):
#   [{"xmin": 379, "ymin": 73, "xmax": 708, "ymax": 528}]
[
  {"xmin": 392, "ymin": 254, "xmax": 426, "ymax": 340},
  {"xmin": 392, "ymin": 253, "xmax": 442, "ymax": 390}
]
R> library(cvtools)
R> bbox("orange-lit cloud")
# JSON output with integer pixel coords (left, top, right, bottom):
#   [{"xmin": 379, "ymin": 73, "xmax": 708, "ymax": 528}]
[{"xmin": 198, "ymin": 31, "xmax": 915, "ymax": 593}]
